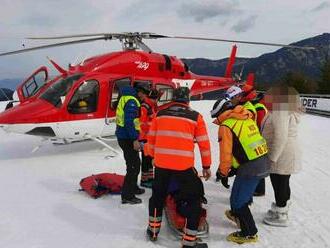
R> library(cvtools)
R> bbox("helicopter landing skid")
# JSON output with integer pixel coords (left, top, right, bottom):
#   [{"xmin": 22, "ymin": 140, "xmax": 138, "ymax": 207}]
[{"xmin": 89, "ymin": 136, "xmax": 119, "ymax": 158}]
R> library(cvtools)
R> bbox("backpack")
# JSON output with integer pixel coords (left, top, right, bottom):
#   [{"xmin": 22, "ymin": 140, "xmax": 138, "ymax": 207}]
[{"xmin": 79, "ymin": 173, "xmax": 125, "ymax": 198}]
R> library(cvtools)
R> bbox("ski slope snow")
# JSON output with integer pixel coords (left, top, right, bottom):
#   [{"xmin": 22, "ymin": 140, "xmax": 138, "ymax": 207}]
[{"xmin": 0, "ymin": 100, "xmax": 330, "ymax": 248}]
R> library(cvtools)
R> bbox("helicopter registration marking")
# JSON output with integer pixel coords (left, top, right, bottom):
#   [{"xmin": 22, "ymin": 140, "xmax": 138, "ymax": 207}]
[
  {"xmin": 172, "ymin": 79, "xmax": 195, "ymax": 89},
  {"xmin": 135, "ymin": 61, "xmax": 149, "ymax": 70}
]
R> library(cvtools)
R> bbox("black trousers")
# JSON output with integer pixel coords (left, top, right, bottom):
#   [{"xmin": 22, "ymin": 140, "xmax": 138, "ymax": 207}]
[
  {"xmin": 270, "ymin": 174, "xmax": 291, "ymax": 207},
  {"xmin": 141, "ymin": 150, "xmax": 153, "ymax": 181},
  {"xmin": 235, "ymin": 204, "xmax": 258, "ymax": 236},
  {"xmin": 149, "ymin": 167, "xmax": 202, "ymax": 232},
  {"xmin": 118, "ymin": 139, "xmax": 141, "ymax": 199}
]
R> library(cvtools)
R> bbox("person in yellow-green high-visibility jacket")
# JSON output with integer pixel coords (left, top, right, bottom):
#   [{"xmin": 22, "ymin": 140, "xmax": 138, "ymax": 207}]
[
  {"xmin": 211, "ymin": 98, "xmax": 270, "ymax": 244},
  {"xmin": 115, "ymin": 86, "xmax": 145, "ymax": 205}
]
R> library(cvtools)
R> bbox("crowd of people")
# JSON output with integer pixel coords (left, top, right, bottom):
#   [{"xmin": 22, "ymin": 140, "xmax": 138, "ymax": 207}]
[{"xmin": 115, "ymin": 82, "xmax": 303, "ymax": 248}]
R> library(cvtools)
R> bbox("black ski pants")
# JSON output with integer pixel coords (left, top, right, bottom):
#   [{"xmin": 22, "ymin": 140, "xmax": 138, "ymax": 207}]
[
  {"xmin": 270, "ymin": 173, "xmax": 291, "ymax": 207},
  {"xmin": 118, "ymin": 139, "xmax": 140, "ymax": 200},
  {"xmin": 141, "ymin": 149, "xmax": 153, "ymax": 181},
  {"xmin": 149, "ymin": 167, "xmax": 202, "ymax": 232}
]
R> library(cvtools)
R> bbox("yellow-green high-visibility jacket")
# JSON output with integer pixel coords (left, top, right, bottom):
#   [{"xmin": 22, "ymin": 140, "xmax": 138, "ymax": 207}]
[
  {"xmin": 221, "ymin": 117, "xmax": 268, "ymax": 168},
  {"xmin": 254, "ymin": 102, "xmax": 268, "ymax": 114},
  {"xmin": 116, "ymin": 95, "xmax": 141, "ymax": 131},
  {"xmin": 243, "ymin": 101, "xmax": 257, "ymax": 121}
]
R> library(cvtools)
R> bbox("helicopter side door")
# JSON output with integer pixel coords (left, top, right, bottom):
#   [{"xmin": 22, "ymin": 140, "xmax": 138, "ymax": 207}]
[
  {"xmin": 56, "ymin": 78, "xmax": 104, "ymax": 140},
  {"xmin": 16, "ymin": 66, "xmax": 49, "ymax": 103},
  {"xmin": 101, "ymin": 77, "xmax": 131, "ymax": 137}
]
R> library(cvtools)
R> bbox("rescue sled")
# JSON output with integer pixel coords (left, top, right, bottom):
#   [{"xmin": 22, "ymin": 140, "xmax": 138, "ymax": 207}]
[{"xmin": 164, "ymin": 195, "xmax": 209, "ymax": 239}]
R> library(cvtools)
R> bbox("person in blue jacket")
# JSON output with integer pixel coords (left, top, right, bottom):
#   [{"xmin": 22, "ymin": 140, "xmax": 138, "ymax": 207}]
[{"xmin": 115, "ymin": 86, "xmax": 145, "ymax": 204}]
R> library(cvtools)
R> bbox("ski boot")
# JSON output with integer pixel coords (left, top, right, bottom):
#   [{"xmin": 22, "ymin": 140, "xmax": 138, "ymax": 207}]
[
  {"xmin": 263, "ymin": 204, "xmax": 289, "ymax": 227},
  {"xmin": 226, "ymin": 231, "xmax": 258, "ymax": 244},
  {"xmin": 182, "ymin": 243, "xmax": 208, "ymax": 248},
  {"xmin": 121, "ymin": 196, "xmax": 142, "ymax": 204},
  {"xmin": 146, "ymin": 229, "xmax": 158, "ymax": 242}
]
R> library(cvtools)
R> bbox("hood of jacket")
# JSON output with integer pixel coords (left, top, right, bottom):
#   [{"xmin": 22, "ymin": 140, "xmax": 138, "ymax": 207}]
[
  {"xmin": 213, "ymin": 105, "xmax": 253, "ymax": 125},
  {"xmin": 119, "ymin": 86, "xmax": 137, "ymax": 97}
]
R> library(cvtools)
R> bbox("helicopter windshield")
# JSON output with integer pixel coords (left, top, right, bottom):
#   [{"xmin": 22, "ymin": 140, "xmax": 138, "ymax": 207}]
[{"xmin": 40, "ymin": 74, "xmax": 83, "ymax": 108}]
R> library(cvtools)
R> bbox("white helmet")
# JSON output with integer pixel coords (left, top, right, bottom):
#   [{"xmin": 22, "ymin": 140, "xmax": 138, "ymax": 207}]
[{"xmin": 225, "ymin": 86, "xmax": 243, "ymax": 99}]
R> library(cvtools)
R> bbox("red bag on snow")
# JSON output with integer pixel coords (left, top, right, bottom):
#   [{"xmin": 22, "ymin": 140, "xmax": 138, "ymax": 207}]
[{"xmin": 79, "ymin": 173, "xmax": 125, "ymax": 198}]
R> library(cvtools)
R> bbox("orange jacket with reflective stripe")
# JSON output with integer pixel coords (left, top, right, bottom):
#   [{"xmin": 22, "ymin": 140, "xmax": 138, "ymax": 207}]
[
  {"xmin": 147, "ymin": 102, "xmax": 211, "ymax": 171},
  {"xmin": 139, "ymin": 98, "xmax": 156, "ymax": 141}
]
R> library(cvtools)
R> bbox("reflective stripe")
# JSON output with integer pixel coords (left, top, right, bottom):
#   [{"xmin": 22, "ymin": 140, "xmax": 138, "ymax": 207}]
[
  {"xmin": 183, "ymin": 234, "xmax": 197, "ymax": 241},
  {"xmin": 148, "ymin": 226, "xmax": 160, "ymax": 233},
  {"xmin": 149, "ymin": 216, "xmax": 162, "ymax": 222},
  {"xmin": 149, "ymin": 222, "xmax": 161, "ymax": 228},
  {"xmin": 248, "ymin": 139, "xmax": 266, "ymax": 149},
  {"xmin": 195, "ymin": 135, "xmax": 209, "ymax": 142},
  {"xmin": 156, "ymin": 130, "xmax": 194, "ymax": 140},
  {"xmin": 155, "ymin": 148, "xmax": 194, "ymax": 157},
  {"xmin": 148, "ymin": 130, "xmax": 156, "ymax": 136},
  {"xmin": 182, "ymin": 240, "xmax": 196, "ymax": 246},
  {"xmin": 185, "ymin": 228, "xmax": 198, "ymax": 236},
  {"xmin": 201, "ymin": 150, "xmax": 211, "ymax": 156},
  {"xmin": 156, "ymin": 116, "xmax": 197, "ymax": 126}
]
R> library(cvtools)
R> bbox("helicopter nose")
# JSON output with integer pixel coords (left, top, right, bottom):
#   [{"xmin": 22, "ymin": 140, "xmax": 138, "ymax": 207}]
[{"xmin": 0, "ymin": 99, "xmax": 59, "ymax": 135}]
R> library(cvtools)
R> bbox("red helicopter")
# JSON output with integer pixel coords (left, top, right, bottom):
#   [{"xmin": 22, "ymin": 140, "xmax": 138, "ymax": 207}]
[{"xmin": 0, "ymin": 32, "xmax": 312, "ymax": 151}]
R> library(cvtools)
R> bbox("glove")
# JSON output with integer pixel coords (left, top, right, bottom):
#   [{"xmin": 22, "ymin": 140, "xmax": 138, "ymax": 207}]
[
  {"xmin": 220, "ymin": 177, "xmax": 230, "ymax": 189},
  {"xmin": 228, "ymin": 168, "xmax": 237, "ymax": 177},
  {"xmin": 216, "ymin": 170, "xmax": 230, "ymax": 189}
]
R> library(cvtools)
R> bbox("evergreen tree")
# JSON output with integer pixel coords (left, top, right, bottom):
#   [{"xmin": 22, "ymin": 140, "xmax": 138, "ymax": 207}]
[
  {"xmin": 281, "ymin": 71, "xmax": 316, "ymax": 94},
  {"xmin": 318, "ymin": 57, "xmax": 330, "ymax": 94}
]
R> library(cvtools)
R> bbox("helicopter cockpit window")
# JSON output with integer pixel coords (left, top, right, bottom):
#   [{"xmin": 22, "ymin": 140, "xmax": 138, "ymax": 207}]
[
  {"xmin": 111, "ymin": 78, "xmax": 131, "ymax": 109},
  {"xmin": 133, "ymin": 80, "xmax": 152, "ymax": 90},
  {"xmin": 68, "ymin": 80, "xmax": 99, "ymax": 114},
  {"xmin": 40, "ymin": 74, "xmax": 83, "ymax": 108},
  {"xmin": 155, "ymin": 84, "xmax": 174, "ymax": 106},
  {"xmin": 23, "ymin": 71, "xmax": 48, "ymax": 98}
]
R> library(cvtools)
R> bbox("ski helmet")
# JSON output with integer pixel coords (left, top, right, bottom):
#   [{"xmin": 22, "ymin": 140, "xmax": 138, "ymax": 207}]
[
  {"xmin": 135, "ymin": 84, "xmax": 151, "ymax": 95},
  {"xmin": 210, "ymin": 98, "xmax": 233, "ymax": 118},
  {"xmin": 225, "ymin": 85, "xmax": 243, "ymax": 99}
]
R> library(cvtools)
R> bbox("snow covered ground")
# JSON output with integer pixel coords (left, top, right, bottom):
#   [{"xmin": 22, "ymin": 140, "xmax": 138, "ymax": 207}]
[{"xmin": 1, "ymin": 100, "xmax": 330, "ymax": 248}]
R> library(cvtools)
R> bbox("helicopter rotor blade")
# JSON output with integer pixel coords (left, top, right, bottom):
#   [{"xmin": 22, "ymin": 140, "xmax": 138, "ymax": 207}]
[
  {"xmin": 26, "ymin": 33, "xmax": 120, "ymax": 40},
  {"xmin": 168, "ymin": 35, "xmax": 315, "ymax": 50},
  {"xmin": 27, "ymin": 32, "xmax": 170, "ymax": 40},
  {"xmin": 0, "ymin": 36, "xmax": 109, "ymax": 57}
]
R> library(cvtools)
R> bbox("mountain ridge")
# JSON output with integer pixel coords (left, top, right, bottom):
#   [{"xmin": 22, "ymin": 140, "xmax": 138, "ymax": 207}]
[{"xmin": 183, "ymin": 33, "xmax": 330, "ymax": 86}]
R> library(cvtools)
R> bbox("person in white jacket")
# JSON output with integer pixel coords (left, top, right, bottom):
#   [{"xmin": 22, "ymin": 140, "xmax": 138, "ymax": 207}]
[{"xmin": 261, "ymin": 84, "xmax": 303, "ymax": 227}]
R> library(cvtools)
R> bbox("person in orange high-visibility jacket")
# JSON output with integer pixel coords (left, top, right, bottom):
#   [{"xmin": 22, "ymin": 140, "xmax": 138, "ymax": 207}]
[
  {"xmin": 226, "ymin": 84, "xmax": 268, "ymax": 197},
  {"xmin": 136, "ymin": 85, "xmax": 158, "ymax": 188},
  {"xmin": 211, "ymin": 98, "xmax": 269, "ymax": 244},
  {"xmin": 146, "ymin": 87, "xmax": 211, "ymax": 248}
]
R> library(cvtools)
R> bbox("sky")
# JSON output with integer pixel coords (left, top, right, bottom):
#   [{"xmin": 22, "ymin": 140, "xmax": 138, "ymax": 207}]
[{"xmin": 0, "ymin": 0, "xmax": 329, "ymax": 79}]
